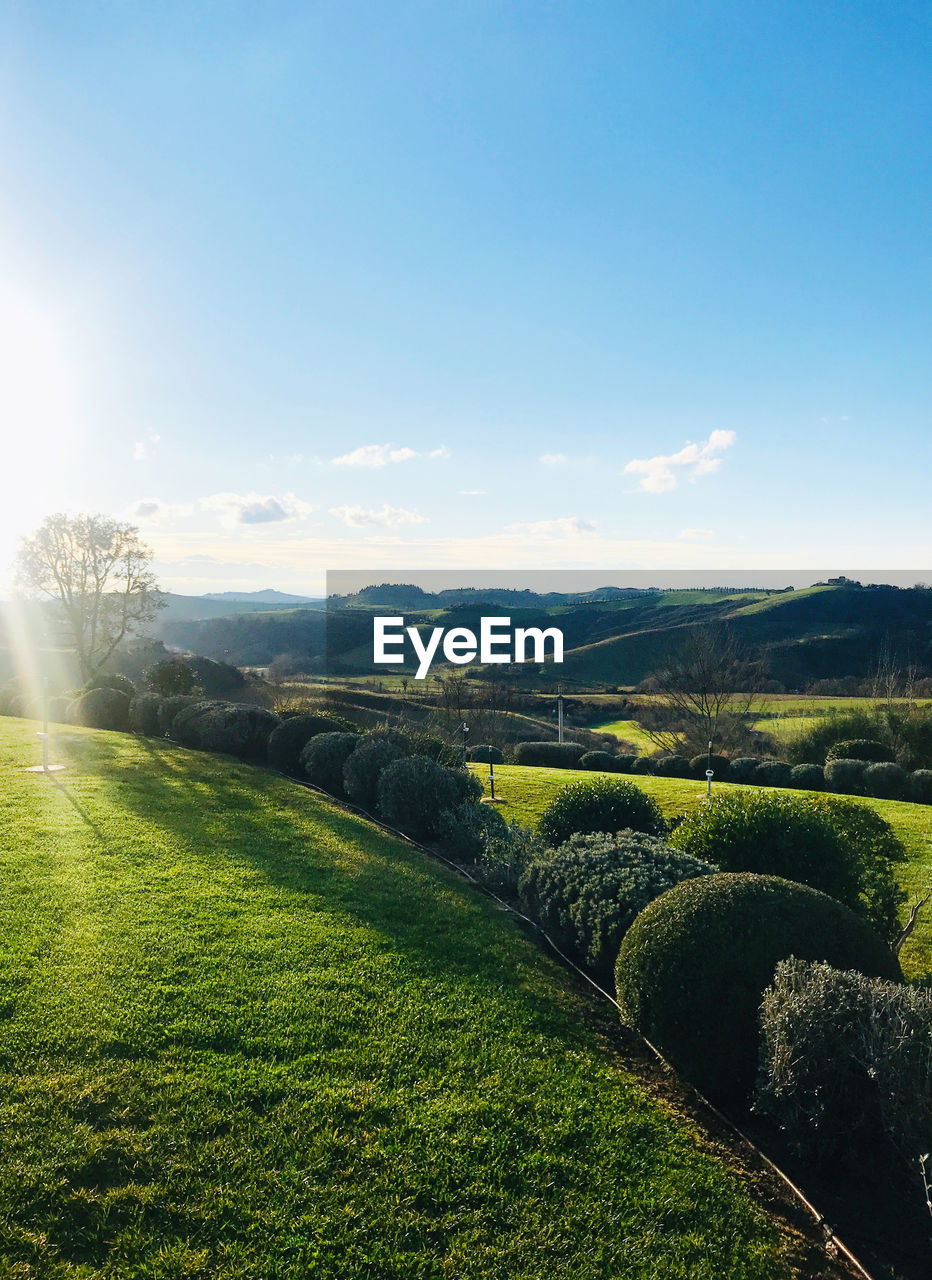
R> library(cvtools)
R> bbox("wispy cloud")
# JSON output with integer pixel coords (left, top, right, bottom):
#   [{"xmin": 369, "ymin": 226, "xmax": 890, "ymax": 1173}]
[
  {"xmin": 331, "ymin": 442, "xmax": 449, "ymax": 468},
  {"xmin": 504, "ymin": 516, "xmax": 596, "ymax": 538},
  {"xmin": 126, "ymin": 497, "xmax": 193, "ymax": 523},
  {"xmin": 624, "ymin": 430, "xmax": 736, "ymax": 493},
  {"xmin": 460, "ymin": 488, "xmax": 486, "ymax": 496},
  {"xmin": 678, "ymin": 527, "xmax": 715, "ymax": 541},
  {"xmin": 539, "ymin": 452, "xmax": 567, "ymax": 466},
  {"xmin": 132, "ymin": 432, "xmax": 161, "ymax": 462},
  {"xmin": 330, "ymin": 504, "xmax": 429, "ymax": 528},
  {"xmin": 202, "ymin": 491, "xmax": 315, "ymax": 525}
]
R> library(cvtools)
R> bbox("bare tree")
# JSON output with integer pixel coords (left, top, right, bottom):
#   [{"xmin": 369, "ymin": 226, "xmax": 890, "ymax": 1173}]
[
  {"xmin": 15, "ymin": 513, "xmax": 165, "ymax": 681},
  {"xmin": 638, "ymin": 625, "xmax": 764, "ymax": 756}
]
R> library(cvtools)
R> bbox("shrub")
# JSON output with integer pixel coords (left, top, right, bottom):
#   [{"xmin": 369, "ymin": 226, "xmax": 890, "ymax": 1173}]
[
  {"xmin": 754, "ymin": 760, "xmax": 792, "ymax": 788},
  {"xmin": 84, "ymin": 672, "xmax": 136, "ymax": 697},
  {"xmin": 579, "ymin": 751, "xmax": 617, "ymax": 771},
  {"xmin": 404, "ymin": 732, "xmax": 457, "ymax": 765},
  {"xmin": 300, "ymin": 732, "xmax": 359, "ymax": 796},
  {"xmin": 47, "ymin": 696, "xmax": 70, "ymax": 724},
  {"xmin": 728, "ymin": 758, "xmax": 760, "ymax": 783},
  {"xmin": 466, "ymin": 744, "xmax": 505, "ymax": 764},
  {"xmin": 669, "ymin": 790, "xmax": 902, "ymax": 938},
  {"xmin": 435, "ymin": 799, "xmax": 511, "ymax": 862},
  {"xmin": 652, "ymin": 755, "xmax": 692, "ymax": 779},
  {"xmin": 908, "ymin": 769, "xmax": 932, "ymax": 804},
  {"xmin": 808, "ymin": 796, "xmax": 907, "ymax": 942},
  {"xmin": 173, "ymin": 701, "xmax": 280, "ymax": 759},
  {"xmin": 630, "ymin": 756, "xmax": 656, "ymax": 775},
  {"xmin": 788, "ymin": 763, "xmax": 824, "ymax": 791},
  {"xmin": 377, "ymin": 756, "xmax": 483, "ymax": 840},
  {"xmin": 862, "ymin": 761, "xmax": 909, "ymax": 800},
  {"xmin": 786, "ymin": 710, "xmax": 887, "ymax": 766},
  {"xmin": 519, "ymin": 832, "xmax": 715, "ymax": 985},
  {"xmin": 823, "ymin": 757, "xmax": 868, "ymax": 795},
  {"xmin": 128, "ymin": 693, "xmax": 163, "ymax": 736},
  {"xmin": 67, "ymin": 687, "xmax": 131, "ymax": 732},
  {"xmin": 690, "ymin": 753, "xmax": 730, "ymax": 780},
  {"xmin": 614, "ymin": 872, "xmax": 901, "ymax": 1102},
  {"xmin": 826, "ymin": 738, "xmax": 895, "ymax": 764},
  {"xmin": 145, "ymin": 659, "xmax": 200, "ymax": 697},
  {"xmin": 613, "ymin": 755, "xmax": 637, "ymax": 773},
  {"xmin": 512, "ymin": 741, "xmax": 587, "ymax": 768},
  {"xmin": 342, "ymin": 730, "xmax": 410, "ymax": 810},
  {"xmin": 267, "ymin": 714, "xmax": 354, "ymax": 774},
  {"xmin": 756, "ymin": 959, "xmax": 932, "ymax": 1169},
  {"xmin": 538, "ymin": 777, "xmax": 666, "ymax": 847},
  {"xmin": 157, "ymin": 695, "xmax": 201, "ymax": 737}
]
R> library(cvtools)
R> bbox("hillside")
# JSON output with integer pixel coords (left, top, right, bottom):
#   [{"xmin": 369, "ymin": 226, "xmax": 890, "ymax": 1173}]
[{"xmin": 0, "ymin": 720, "xmax": 841, "ymax": 1279}]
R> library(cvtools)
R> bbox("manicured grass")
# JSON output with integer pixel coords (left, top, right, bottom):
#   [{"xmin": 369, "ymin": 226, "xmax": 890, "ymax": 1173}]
[
  {"xmin": 0, "ymin": 719, "xmax": 797, "ymax": 1279},
  {"xmin": 473, "ymin": 764, "xmax": 932, "ymax": 979},
  {"xmin": 589, "ymin": 719, "xmax": 656, "ymax": 751}
]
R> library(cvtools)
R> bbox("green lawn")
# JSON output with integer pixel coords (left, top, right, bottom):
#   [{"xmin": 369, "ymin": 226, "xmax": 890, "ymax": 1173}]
[
  {"xmin": 472, "ymin": 764, "xmax": 932, "ymax": 978},
  {"xmin": 0, "ymin": 719, "xmax": 803, "ymax": 1279}
]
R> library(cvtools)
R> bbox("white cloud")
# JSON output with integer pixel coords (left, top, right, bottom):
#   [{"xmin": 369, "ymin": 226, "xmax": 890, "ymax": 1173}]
[
  {"xmin": 624, "ymin": 430, "xmax": 737, "ymax": 493},
  {"xmin": 460, "ymin": 489, "xmax": 486, "ymax": 496},
  {"xmin": 126, "ymin": 497, "xmax": 193, "ymax": 523},
  {"xmin": 202, "ymin": 491, "xmax": 315, "ymax": 526},
  {"xmin": 330, "ymin": 504, "xmax": 429, "ymax": 528},
  {"xmin": 132, "ymin": 432, "xmax": 161, "ymax": 462},
  {"xmin": 539, "ymin": 452, "xmax": 567, "ymax": 466},
  {"xmin": 678, "ymin": 527, "xmax": 715, "ymax": 541},
  {"xmin": 504, "ymin": 516, "xmax": 596, "ymax": 538},
  {"xmin": 331, "ymin": 442, "xmax": 448, "ymax": 468}
]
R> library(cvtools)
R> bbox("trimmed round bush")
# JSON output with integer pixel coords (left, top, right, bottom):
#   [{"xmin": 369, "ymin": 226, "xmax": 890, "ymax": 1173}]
[
  {"xmin": 826, "ymin": 739, "xmax": 894, "ymax": 764},
  {"xmin": 466, "ymin": 744, "xmax": 505, "ymax": 764},
  {"xmin": 267, "ymin": 714, "xmax": 353, "ymax": 774},
  {"xmin": 630, "ymin": 756, "xmax": 656, "ymax": 775},
  {"xmin": 435, "ymin": 799, "xmax": 510, "ymax": 862},
  {"xmin": 789, "ymin": 763, "xmax": 824, "ymax": 791},
  {"xmin": 156, "ymin": 695, "xmax": 200, "ymax": 737},
  {"xmin": 128, "ymin": 693, "xmax": 163, "ymax": 736},
  {"xmin": 404, "ymin": 732, "xmax": 456, "ymax": 765},
  {"xmin": 512, "ymin": 741, "xmax": 587, "ymax": 768},
  {"xmin": 613, "ymin": 755, "xmax": 637, "ymax": 773},
  {"xmin": 652, "ymin": 755, "xmax": 692, "ymax": 779},
  {"xmin": 342, "ymin": 730, "xmax": 410, "ymax": 810},
  {"xmin": 728, "ymin": 757, "xmax": 760, "ymax": 783},
  {"xmin": 377, "ymin": 756, "xmax": 483, "ymax": 841},
  {"xmin": 908, "ymin": 769, "xmax": 932, "ymax": 804},
  {"xmin": 47, "ymin": 696, "xmax": 70, "ymax": 724},
  {"xmin": 808, "ymin": 795, "xmax": 906, "ymax": 942},
  {"xmin": 174, "ymin": 702, "xmax": 280, "ymax": 759},
  {"xmin": 84, "ymin": 672, "xmax": 136, "ymax": 697},
  {"xmin": 300, "ymin": 731, "xmax": 359, "ymax": 796},
  {"xmin": 862, "ymin": 761, "xmax": 909, "ymax": 800},
  {"xmin": 67, "ymin": 687, "xmax": 131, "ymax": 732},
  {"xmin": 538, "ymin": 777, "xmax": 666, "ymax": 847},
  {"xmin": 614, "ymin": 872, "xmax": 902, "ymax": 1102},
  {"xmin": 824, "ymin": 757, "xmax": 868, "ymax": 795},
  {"xmin": 754, "ymin": 760, "xmax": 792, "ymax": 788},
  {"xmin": 690, "ymin": 753, "xmax": 730, "ymax": 780},
  {"xmin": 519, "ymin": 831, "xmax": 715, "ymax": 984},
  {"xmin": 579, "ymin": 750, "xmax": 617, "ymax": 771},
  {"xmin": 669, "ymin": 789, "xmax": 901, "ymax": 937}
]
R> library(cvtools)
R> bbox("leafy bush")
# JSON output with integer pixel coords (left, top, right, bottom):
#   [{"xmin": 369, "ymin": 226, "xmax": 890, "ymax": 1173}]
[
  {"xmin": 128, "ymin": 693, "xmax": 163, "ymax": 736},
  {"xmin": 728, "ymin": 758, "xmax": 760, "ymax": 783},
  {"xmin": 788, "ymin": 763, "xmax": 824, "ymax": 791},
  {"xmin": 342, "ymin": 730, "xmax": 410, "ymax": 810},
  {"xmin": 579, "ymin": 751, "xmax": 617, "ymax": 771},
  {"xmin": 826, "ymin": 738, "xmax": 895, "ymax": 764},
  {"xmin": 67, "ymin": 687, "xmax": 131, "ymax": 732},
  {"xmin": 630, "ymin": 756, "xmax": 656, "ymax": 775},
  {"xmin": 538, "ymin": 777, "xmax": 666, "ymax": 847},
  {"xmin": 908, "ymin": 769, "xmax": 932, "ymax": 804},
  {"xmin": 435, "ymin": 799, "xmax": 510, "ymax": 861},
  {"xmin": 267, "ymin": 713, "xmax": 355, "ymax": 774},
  {"xmin": 300, "ymin": 732, "xmax": 359, "ymax": 796},
  {"xmin": 862, "ymin": 761, "xmax": 909, "ymax": 800},
  {"xmin": 403, "ymin": 732, "xmax": 457, "ymax": 766},
  {"xmin": 47, "ymin": 696, "xmax": 70, "ymax": 724},
  {"xmin": 466, "ymin": 744, "xmax": 505, "ymax": 764},
  {"xmin": 173, "ymin": 701, "xmax": 280, "ymax": 759},
  {"xmin": 614, "ymin": 872, "xmax": 901, "ymax": 1102},
  {"xmin": 376, "ymin": 756, "xmax": 482, "ymax": 840},
  {"xmin": 808, "ymin": 796, "xmax": 907, "ymax": 942},
  {"xmin": 669, "ymin": 790, "xmax": 902, "ymax": 938},
  {"xmin": 690, "ymin": 753, "xmax": 730, "ymax": 780},
  {"xmin": 786, "ymin": 709, "xmax": 887, "ymax": 766},
  {"xmin": 145, "ymin": 659, "xmax": 200, "ymax": 697},
  {"xmin": 512, "ymin": 741, "xmax": 587, "ymax": 768},
  {"xmin": 756, "ymin": 960, "xmax": 932, "ymax": 1169},
  {"xmin": 614, "ymin": 755, "xmax": 637, "ymax": 773},
  {"xmin": 157, "ymin": 695, "xmax": 201, "ymax": 737},
  {"xmin": 519, "ymin": 832, "xmax": 715, "ymax": 984},
  {"xmin": 754, "ymin": 760, "xmax": 792, "ymax": 788},
  {"xmin": 653, "ymin": 755, "xmax": 692, "ymax": 778},
  {"xmin": 84, "ymin": 672, "xmax": 136, "ymax": 697},
  {"xmin": 823, "ymin": 757, "xmax": 868, "ymax": 795}
]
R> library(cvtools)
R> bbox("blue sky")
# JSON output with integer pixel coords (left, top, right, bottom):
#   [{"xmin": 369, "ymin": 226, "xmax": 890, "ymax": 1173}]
[{"xmin": 1, "ymin": 1, "xmax": 929, "ymax": 594}]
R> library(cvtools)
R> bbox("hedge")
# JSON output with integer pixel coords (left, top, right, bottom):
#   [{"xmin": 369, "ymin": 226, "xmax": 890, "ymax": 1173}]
[{"xmin": 538, "ymin": 777, "xmax": 666, "ymax": 847}]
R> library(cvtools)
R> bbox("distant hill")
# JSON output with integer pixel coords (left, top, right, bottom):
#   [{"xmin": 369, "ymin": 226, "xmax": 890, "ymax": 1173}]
[
  {"xmin": 153, "ymin": 593, "xmax": 327, "ymax": 628},
  {"xmin": 203, "ymin": 589, "xmax": 318, "ymax": 604}
]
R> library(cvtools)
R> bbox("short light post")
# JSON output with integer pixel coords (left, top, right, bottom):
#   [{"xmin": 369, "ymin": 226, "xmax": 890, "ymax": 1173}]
[
  {"xmin": 461, "ymin": 721, "xmax": 470, "ymax": 765},
  {"xmin": 487, "ymin": 754, "xmax": 496, "ymax": 801},
  {"xmin": 705, "ymin": 738, "xmax": 714, "ymax": 797},
  {"xmin": 26, "ymin": 677, "xmax": 64, "ymax": 776},
  {"xmin": 557, "ymin": 686, "xmax": 564, "ymax": 744}
]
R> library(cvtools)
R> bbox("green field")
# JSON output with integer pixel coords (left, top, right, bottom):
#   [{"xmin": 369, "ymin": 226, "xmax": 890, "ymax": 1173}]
[
  {"xmin": 471, "ymin": 764, "xmax": 932, "ymax": 977},
  {"xmin": 0, "ymin": 719, "xmax": 812, "ymax": 1279}
]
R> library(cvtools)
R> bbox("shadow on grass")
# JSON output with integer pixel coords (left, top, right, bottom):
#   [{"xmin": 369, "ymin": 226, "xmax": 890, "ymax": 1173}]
[{"xmin": 56, "ymin": 732, "xmax": 592, "ymax": 1044}]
